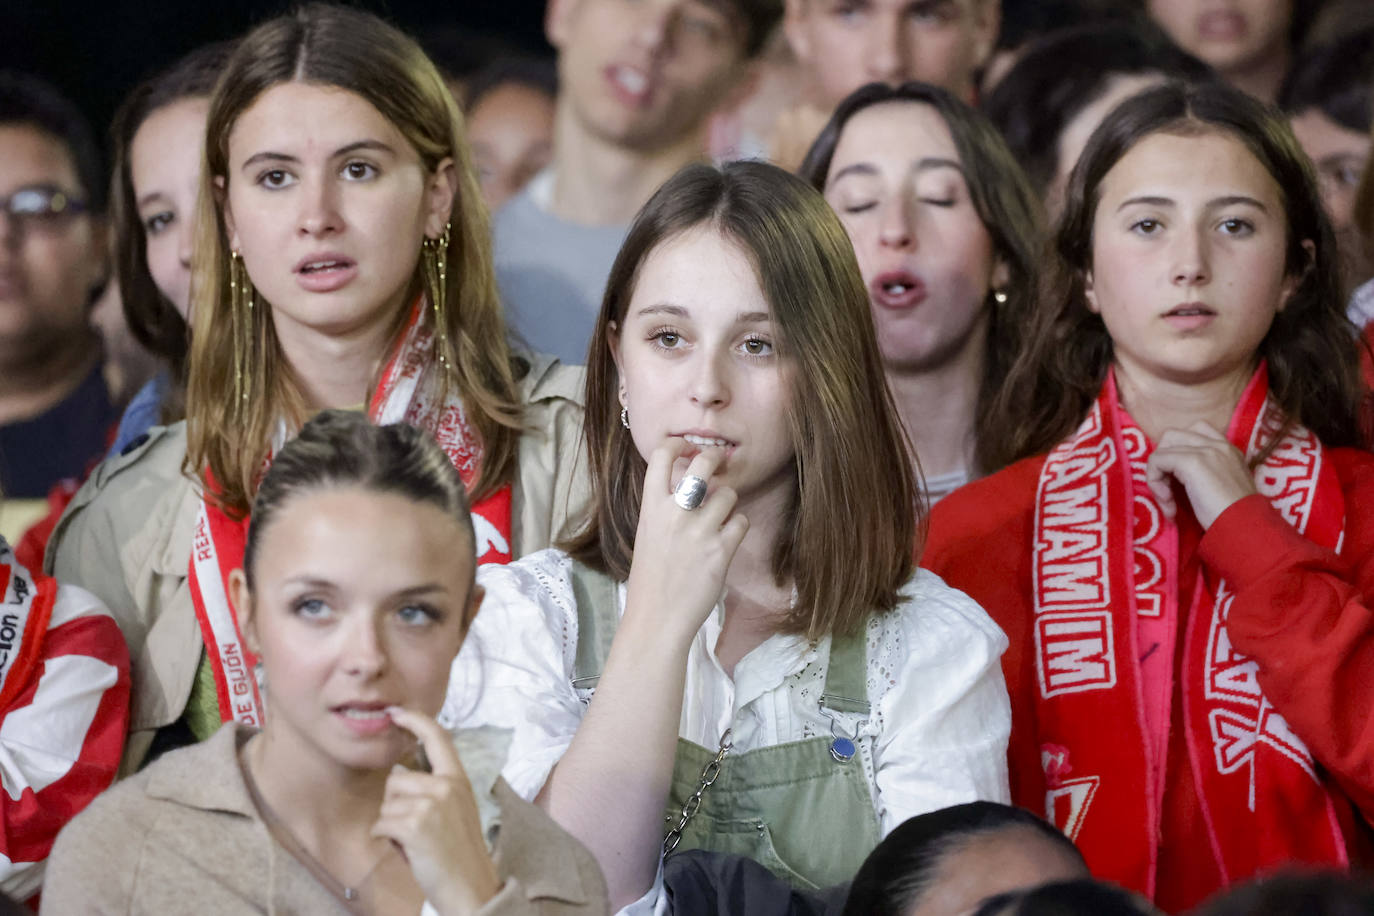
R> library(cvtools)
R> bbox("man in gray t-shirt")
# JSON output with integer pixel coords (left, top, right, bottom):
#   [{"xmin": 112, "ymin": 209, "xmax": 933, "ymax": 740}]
[
  {"xmin": 493, "ymin": 0, "xmax": 781, "ymax": 365},
  {"xmin": 496, "ymin": 172, "xmax": 628, "ymax": 365}
]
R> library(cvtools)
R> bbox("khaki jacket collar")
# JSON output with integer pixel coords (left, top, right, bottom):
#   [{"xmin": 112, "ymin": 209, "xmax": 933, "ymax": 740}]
[
  {"xmin": 144, "ymin": 353, "xmax": 577, "ymax": 585},
  {"xmin": 144, "ymin": 723, "xmax": 594, "ymax": 907},
  {"xmin": 144, "ymin": 721, "xmax": 256, "ymax": 817}
]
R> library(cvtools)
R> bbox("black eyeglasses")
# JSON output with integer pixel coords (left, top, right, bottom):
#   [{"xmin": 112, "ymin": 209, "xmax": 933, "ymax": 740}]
[{"xmin": 0, "ymin": 186, "xmax": 89, "ymax": 228}]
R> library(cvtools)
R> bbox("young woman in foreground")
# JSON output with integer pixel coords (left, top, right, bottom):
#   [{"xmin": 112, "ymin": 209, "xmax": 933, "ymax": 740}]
[
  {"xmin": 449, "ymin": 161, "xmax": 1011, "ymax": 911},
  {"xmin": 45, "ymin": 412, "xmax": 608, "ymax": 915},
  {"xmin": 923, "ymin": 82, "xmax": 1374, "ymax": 912},
  {"xmin": 48, "ymin": 4, "xmax": 586, "ymax": 773}
]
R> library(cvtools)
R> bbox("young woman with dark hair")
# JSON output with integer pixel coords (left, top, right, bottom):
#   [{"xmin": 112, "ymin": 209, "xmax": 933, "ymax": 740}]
[
  {"xmin": 46, "ymin": 411, "xmax": 608, "ymax": 914},
  {"xmin": 1281, "ymin": 27, "xmax": 1374, "ymax": 298},
  {"xmin": 449, "ymin": 160, "xmax": 1010, "ymax": 911},
  {"xmin": 841, "ymin": 801, "xmax": 1087, "ymax": 916},
  {"xmin": 799, "ymin": 81, "xmax": 1041, "ymax": 500},
  {"xmin": 48, "ymin": 3, "xmax": 587, "ymax": 775},
  {"xmin": 1146, "ymin": 0, "xmax": 1321, "ymax": 105},
  {"xmin": 983, "ymin": 19, "xmax": 1214, "ymax": 217},
  {"xmin": 105, "ymin": 41, "xmax": 234, "ymax": 455},
  {"xmin": 923, "ymin": 82, "xmax": 1374, "ymax": 912}
]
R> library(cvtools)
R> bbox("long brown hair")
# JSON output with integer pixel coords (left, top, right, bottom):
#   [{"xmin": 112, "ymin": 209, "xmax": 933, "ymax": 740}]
[
  {"xmin": 799, "ymin": 81, "xmax": 1043, "ymax": 476},
  {"xmin": 184, "ymin": 3, "xmax": 521, "ymax": 516},
  {"xmin": 987, "ymin": 81, "xmax": 1369, "ymax": 469},
  {"xmin": 564, "ymin": 161, "xmax": 916, "ymax": 639},
  {"xmin": 110, "ymin": 41, "xmax": 233, "ymax": 426}
]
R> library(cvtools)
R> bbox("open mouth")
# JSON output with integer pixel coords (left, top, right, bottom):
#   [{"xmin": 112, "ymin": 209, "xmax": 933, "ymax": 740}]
[
  {"xmin": 871, "ymin": 271, "xmax": 927, "ymax": 309},
  {"xmin": 606, "ymin": 64, "xmax": 652, "ymax": 106},
  {"xmin": 1197, "ymin": 11, "xmax": 1245, "ymax": 41},
  {"xmin": 683, "ymin": 434, "xmax": 733, "ymax": 449},
  {"xmin": 297, "ymin": 258, "xmax": 354, "ymax": 274}
]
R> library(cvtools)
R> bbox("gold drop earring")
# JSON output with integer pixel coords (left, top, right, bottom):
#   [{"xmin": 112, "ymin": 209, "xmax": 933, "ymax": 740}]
[
  {"xmin": 422, "ymin": 222, "xmax": 452, "ymax": 367},
  {"xmin": 229, "ymin": 249, "xmax": 255, "ymax": 404}
]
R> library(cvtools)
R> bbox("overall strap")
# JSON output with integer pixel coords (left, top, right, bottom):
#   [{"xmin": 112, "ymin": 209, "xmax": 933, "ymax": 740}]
[
  {"xmin": 572, "ymin": 557, "xmax": 871, "ymax": 716},
  {"xmin": 819, "ymin": 627, "xmax": 870, "ymax": 715},
  {"xmin": 569, "ymin": 559, "xmax": 621, "ymax": 690}
]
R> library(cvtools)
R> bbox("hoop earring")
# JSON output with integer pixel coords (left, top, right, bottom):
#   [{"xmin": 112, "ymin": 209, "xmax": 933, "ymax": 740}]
[
  {"xmin": 422, "ymin": 222, "xmax": 452, "ymax": 368},
  {"xmin": 621, "ymin": 406, "xmax": 630, "ymax": 430},
  {"xmin": 229, "ymin": 249, "xmax": 255, "ymax": 404}
]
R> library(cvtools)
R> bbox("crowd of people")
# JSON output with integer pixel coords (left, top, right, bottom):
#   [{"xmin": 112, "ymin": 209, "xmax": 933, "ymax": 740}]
[{"xmin": 4, "ymin": 0, "xmax": 1374, "ymax": 913}]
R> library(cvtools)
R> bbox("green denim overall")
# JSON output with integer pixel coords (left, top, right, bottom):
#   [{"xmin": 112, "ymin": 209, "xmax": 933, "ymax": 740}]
[{"xmin": 568, "ymin": 561, "xmax": 881, "ymax": 889}]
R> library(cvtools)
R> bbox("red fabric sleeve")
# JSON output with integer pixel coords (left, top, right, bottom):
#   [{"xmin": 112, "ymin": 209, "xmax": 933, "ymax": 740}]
[
  {"xmin": 14, "ymin": 480, "xmax": 78, "ymax": 574},
  {"xmin": 921, "ymin": 456, "xmax": 1048, "ymax": 815},
  {"xmin": 0, "ymin": 590, "xmax": 129, "ymax": 899},
  {"xmin": 1199, "ymin": 448, "xmax": 1374, "ymax": 823}
]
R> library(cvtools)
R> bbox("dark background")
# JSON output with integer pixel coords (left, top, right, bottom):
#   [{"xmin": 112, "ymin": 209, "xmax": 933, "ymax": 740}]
[{"xmin": 1, "ymin": 1, "xmax": 551, "ymax": 153}]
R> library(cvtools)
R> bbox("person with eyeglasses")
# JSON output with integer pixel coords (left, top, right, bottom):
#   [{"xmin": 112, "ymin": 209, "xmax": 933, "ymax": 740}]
[{"xmin": 0, "ymin": 72, "xmax": 118, "ymax": 514}]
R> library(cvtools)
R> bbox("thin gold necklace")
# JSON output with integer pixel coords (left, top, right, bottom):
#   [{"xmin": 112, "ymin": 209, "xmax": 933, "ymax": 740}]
[{"xmin": 240, "ymin": 749, "xmax": 392, "ymax": 909}]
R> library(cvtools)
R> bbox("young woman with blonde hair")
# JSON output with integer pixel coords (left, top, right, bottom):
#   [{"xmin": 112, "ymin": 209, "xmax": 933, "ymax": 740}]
[
  {"xmin": 48, "ymin": 3, "xmax": 586, "ymax": 774},
  {"xmin": 449, "ymin": 160, "xmax": 1010, "ymax": 911}
]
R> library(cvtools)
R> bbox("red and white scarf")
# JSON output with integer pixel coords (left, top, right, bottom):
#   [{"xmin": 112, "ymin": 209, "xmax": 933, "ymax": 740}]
[
  {"xmin": 1033, "ymin": 365, "xmax": 1347, "ymax": 896},
  {"xmin": 189, "ymin": 302, "xmax": 513, "ymax": 727},
  {"xmin": 0, "ymin": 538, "xmax": 56, "ymax": 712}
]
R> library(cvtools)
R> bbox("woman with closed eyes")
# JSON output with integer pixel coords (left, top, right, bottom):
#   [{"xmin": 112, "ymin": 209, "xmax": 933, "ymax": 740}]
[{"xmin": 800, "ymin": 81, "xmax": 1042, "ymax": 503}]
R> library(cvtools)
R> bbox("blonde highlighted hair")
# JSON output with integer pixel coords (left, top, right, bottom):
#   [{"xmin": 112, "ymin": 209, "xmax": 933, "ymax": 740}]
[{"xmin": 185, "ymin": 3, "xmax": 521, "ymax": 516}]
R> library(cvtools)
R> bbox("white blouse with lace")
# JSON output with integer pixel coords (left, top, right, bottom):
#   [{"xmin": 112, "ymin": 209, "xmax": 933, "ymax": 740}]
[{"xmin": 443, "ymin": 548, "xmax": 1011, "ymax": 834}]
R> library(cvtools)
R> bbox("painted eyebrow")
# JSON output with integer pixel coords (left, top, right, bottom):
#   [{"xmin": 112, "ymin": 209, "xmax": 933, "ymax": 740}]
[
  {"xmin": 829, "ymin": 157, "xmax": 964, "ymax": 185},
  {"xmin": 1117, "ymin": 194, "xmax": 1269, "ymax": 212},
  {"xmin": 634, "ymin": 304, "xmax": 772, "ymax": 324},
  {"xmin": 240, "ymin": 139, "xmax": 397, "ymax": 172}
]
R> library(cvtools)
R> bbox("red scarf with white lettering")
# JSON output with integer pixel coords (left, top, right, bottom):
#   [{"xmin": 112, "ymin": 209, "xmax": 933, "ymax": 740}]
[
  {"xmin": 0, "ymin": 537, "xmax": 56, "ymax": 712},
  {"xmin": 1032, "ymin": 365, "xmax": 1347, "ymax": 896},
  {"xmin": 189, "ymin": 302, "xmax": 512, "ymax": 727}
]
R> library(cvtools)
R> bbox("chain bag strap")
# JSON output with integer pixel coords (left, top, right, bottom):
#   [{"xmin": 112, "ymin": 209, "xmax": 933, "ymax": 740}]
[{"xmin": 663, "ymin": 729, "xmax": 733, "ymax": 855}]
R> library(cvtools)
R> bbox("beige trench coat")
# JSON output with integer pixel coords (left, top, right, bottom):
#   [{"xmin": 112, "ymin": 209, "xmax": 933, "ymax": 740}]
[{"xmin": 46, "ymin": 355, "xmax": 589, "ymax": 773}]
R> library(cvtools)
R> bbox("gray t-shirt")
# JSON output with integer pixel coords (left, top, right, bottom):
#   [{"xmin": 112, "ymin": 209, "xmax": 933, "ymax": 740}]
[{"xmin": 493, "ymin": 172, "xmax": 628, "ymax": 366}]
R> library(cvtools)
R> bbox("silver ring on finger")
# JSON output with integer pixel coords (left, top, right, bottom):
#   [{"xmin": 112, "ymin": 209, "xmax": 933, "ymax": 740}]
[{"xmin": 673, "ymin": 474, "xmax": 708, "ymax": 511}]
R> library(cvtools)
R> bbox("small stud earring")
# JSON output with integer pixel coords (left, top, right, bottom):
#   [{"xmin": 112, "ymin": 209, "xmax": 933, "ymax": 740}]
[
  {"xmin": 620, "ymin": 406, "xmax": 630, "ymax": 429},
  {"xmin": 993, "ymin": 289, "xmax": 1009, "ymax": 304}
]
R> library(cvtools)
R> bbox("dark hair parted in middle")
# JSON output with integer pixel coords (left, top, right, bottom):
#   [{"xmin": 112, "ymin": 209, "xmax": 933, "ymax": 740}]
[
  {"xmin": 798, "ymin": 80, "xmax": 1043, "ymax": 477},
  {"xmin": 986, "ymin": 81, "xmax": 1369, "ymax": 471},
  {"xmin": 842, "ymin": 801, "xmax": 1087, "ymax": 916},
  {"xmin": 564, "ymin": 160, "xmax": 916, "ymax": 639},
  {"xmin": 244, "ymin": 409, "xmax": 474, "ymax": 591}
]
